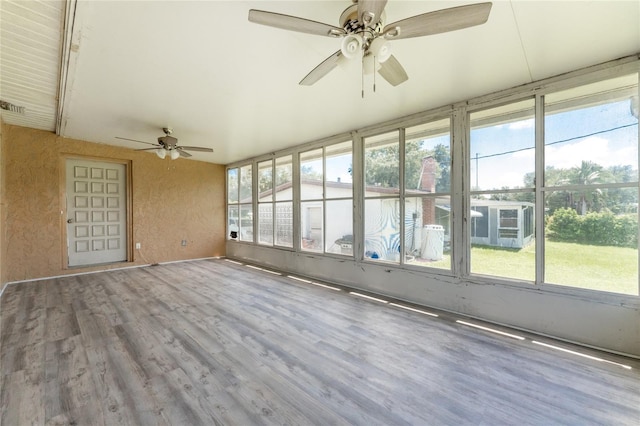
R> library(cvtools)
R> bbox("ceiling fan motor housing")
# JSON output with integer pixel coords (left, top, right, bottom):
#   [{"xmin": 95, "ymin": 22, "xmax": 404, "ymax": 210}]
[
  {"xmin": 158, "ymin": 135, "xmax": 178, "ymax": 148},
  {"xmin": 340, "ymin": 4, "xmax": 384, "ymax": 45}
]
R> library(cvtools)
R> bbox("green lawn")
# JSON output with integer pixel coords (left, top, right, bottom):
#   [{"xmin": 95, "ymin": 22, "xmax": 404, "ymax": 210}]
[
  {"xmin": 414, "ymin": 241, "xmax": 638, "ymax": 295},
  {"xmin": 472, "ymin": 241, "xmax": 638, "ymax": 295}
]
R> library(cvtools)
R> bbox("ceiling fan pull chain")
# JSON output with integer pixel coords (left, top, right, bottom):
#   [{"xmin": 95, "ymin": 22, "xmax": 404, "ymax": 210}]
[
  {"xmin": 361, "ymin": 52, "xmax": 365, "ymax": 99},
  {"xmin": 373, "ymin": 55, "xmax": 377, "ymax": 93}
]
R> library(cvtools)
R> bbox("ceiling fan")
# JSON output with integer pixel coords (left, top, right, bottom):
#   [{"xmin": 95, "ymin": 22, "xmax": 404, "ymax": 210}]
[
  {"xmin": 248, "ymin": 0, "xmax": 492, "ymax": 89},
  {"xmin": 116, "ymin": 128, "xmax": 213, "ymax": 160}
]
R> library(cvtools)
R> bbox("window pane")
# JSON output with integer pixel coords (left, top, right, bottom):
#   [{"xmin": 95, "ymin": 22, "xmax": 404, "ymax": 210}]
[
  {"xmin": 301, "ymin": 201, "xmax": 323, "ymax": 252},
  {"xmin": 545, "ymin": 74, "xmax": 638, "ymax": 186},
  {"xmin": 228, "ymin": 205, "xmax": 239, "ymax": 240},
  {"xmin": 300, "ymin": 149, "xmax": 323, "ymax": 200},
  {"xmin": 545, "ymin": 190, "xmax": 638, "ymax": 295},
  {"xmin": 470, "ymin": 194, "xmax": 536, "ymax": 281},
  {"xmin": 405, "ymin": 196, "xmax": 451, "ymax": 270},
  {"xmin": 325, "ymin": 199, "xmax": 353, "ymax": 256},
  {"xmin": 326, "ymin": 141, "xmax": 353, "ymax": 199},
  {"xmin": 275, "ymin": 201, "xmax": 293, "ymax": 247},
  {"xmin": 365, "ymin": 131, "xmax": 400, "ymax": 194},
  {"xmin": 227, "ymin": 168, "xmax": 238, "ymax": 203},
  {"xmin": 239, "ymin": 204, "xmax": 253, "ymax": 242},
  {"xmin": 405, "ymin": 118, "xmax": 451, "ymax": 194},
  {"xmin": 239, "ymin": 165, "xmax": 252, "ymax": 202},
  {"xmin": 470, "ymin": 99, "xmax": 535, "ymax": 191},
  {"xmin": 258, "ymin": 160, "xmax": 273, "ymax": 202},
  {"xmin": 364, "ymin": 198, "xmax": 400, "ymax": 263},
  {"xmin": 258, "ymin": 203, "xmax": 273, "ymax": 245},
  {"xmin": 275, "ymin": 156, "xmax": 293, "ymax": 201}
]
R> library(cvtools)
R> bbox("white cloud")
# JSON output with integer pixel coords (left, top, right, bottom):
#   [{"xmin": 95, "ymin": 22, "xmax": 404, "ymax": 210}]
[
  {"xmin": 546, "ymin": 136, "xmax": 637, "ymax": 169},
  {"xmin": 508, "ymin": 118, "xmax": 534, "ymax": 130}
]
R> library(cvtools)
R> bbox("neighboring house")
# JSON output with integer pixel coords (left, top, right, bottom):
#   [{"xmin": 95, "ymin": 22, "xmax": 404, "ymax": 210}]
[
  {"xmin": 470, "ymin": 199, "xmax": 535, "ymax": 249},
  {"xmin": 234, "ymin": 157, "xmax": 534, "ymax": 254}
]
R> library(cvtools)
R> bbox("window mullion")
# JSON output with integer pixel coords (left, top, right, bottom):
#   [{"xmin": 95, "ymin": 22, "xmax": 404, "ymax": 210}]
[
  {"xmin": 399, "ymin": 128, "xmax": 406, "ymax": 264},
  {"xmin": 535, "ymin": 94, "xmax": 545, "ymax": 286},
  {"xmin": 353, "ymin": 132, "xmax": 364, "ymax": 262},
  {"xmin": 293, "ymin": 152, "xmax": 301, "ymax": 251},
  {"xmin": 452, "ymin": 107, "xmax": 468, "ymax": 278}
]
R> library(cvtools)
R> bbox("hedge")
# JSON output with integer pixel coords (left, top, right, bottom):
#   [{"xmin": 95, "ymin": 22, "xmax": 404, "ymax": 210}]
[{"xmin": 547, "ymin": 208, "xmax": 637, "ymax": 247}]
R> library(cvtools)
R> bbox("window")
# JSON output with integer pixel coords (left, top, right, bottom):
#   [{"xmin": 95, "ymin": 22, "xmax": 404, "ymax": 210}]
[
  {"xmin": 225, "ymin": 61, "xmax": 639, "ymax": 300},
  {"xmin": 498, "ymin": 208, "xmax": 519, "ymax": 239},
  {"xmin": 364, "ymin": 131, "xmax": 400, "ymax": 262},
  {"xmin": 544, "ymin": 73, "xmax": 638, "ymax": 295},
  {"xmin": 274, "ymin": 156, "xmax": 293, "ymax": 247},
  {"xmin": 471, "ymin": 206, "xmax": 489, "ymax": 238},
  {"xmin": 299, "ymin": 141, "xmax": 353, "ymax": 255},
  {"xmin": 227, "ymin": 165, "xmax": 254, "ymax": 242},
  {"xmin": 300, "ymin": 149, "xmax": 323, "ymax": 252},
  {"xmin": 404, "ymin": 119, "xmax": 451, "ymax": 269},
  {"xmin": 257, "ymin": 160, "xmax": 273, "ymax": 245},
  {"xmin": 325, "ymin": 141, "xmax": 353, "ymax": 256},
  {"xmin": 499, "ymin": 209, "xmax": 518, "ymax": 229},
  {"xmin": 363, "ymin": 119, "xmax": 451, "ymax": 267},
  {"xmin": 470, "ymin": 99, "xmax": 536, "ymax": 281}
]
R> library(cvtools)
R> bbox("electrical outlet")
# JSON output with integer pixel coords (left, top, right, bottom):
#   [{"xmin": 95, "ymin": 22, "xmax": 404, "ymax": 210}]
[
  {"xmin": 135, "ymin": 242, "xmax": 141, "ymax": 250},
  {"xmin": 181, "ymin": 240, "xmax": 187, "ymax": 246}
]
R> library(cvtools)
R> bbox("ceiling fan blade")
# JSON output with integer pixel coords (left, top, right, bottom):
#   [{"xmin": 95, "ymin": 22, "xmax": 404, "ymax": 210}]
[
  {"xmin": 300, "ymin": 50, "xmax": 346, "ymax": 86},
  {"xmin": 378, "ymin": 55, "xmax": 408, "ymax": 87},
  {"xmin": 178, "ymin": 146, "xmax": 213, "ymax": 152},
  {"xmin": 358, "ymin": 0, "xmax": 388, "ymax": 28},
  {"xmin": 249, "ymin": 10, "xmax": 346, "ymax": 38},
  {"xmin": 178, "ymin": 149, "xmax": 192, "ymax": 158},
  {"xmin": 383, "ymin": 2, "xmax": 492, "ymax": 40},
  {"xmin": 115, "ymin": 136, "xmax": 157, "ymax": 146},
  {"xmin": 135, "ymin": 147, "xmax": 161, "ymax": 151}
]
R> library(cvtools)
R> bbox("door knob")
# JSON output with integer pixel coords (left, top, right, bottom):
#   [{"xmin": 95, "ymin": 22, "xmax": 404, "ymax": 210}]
[{"xmin": 67, "ymin": 219, "xmax": 73, "ymax": 223}]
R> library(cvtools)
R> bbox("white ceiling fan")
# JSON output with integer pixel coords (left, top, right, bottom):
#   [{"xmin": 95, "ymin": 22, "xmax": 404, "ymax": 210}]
[
  {"xmin": 116, "ymin": 127, "xmax": 213, "ymax": 160},
  {"xmin": 248, "ymin": 0, "xmax": 492, "ymax": 89}
]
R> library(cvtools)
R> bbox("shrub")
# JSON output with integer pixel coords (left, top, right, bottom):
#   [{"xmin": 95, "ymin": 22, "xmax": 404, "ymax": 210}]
[
  {"xmin": 547, "ymin": 208, "xmax": 582, "ymax": 241},
  {"xmin": 547, "ymin": 208, "xmax": 637, "ymax": 248}
]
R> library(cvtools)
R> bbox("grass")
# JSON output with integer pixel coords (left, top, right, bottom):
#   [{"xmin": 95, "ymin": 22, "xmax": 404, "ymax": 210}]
[
  {"xmin": 472, "ymin": 240, "xmax": 638, "ymax": 295},
  {"xmin": 413, "ymin": 240, "xmax": 638, "ymax": 296}
]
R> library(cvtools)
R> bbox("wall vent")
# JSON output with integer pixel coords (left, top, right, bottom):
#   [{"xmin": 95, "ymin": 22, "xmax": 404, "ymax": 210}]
[{"xmin": 0, "ymin": 100, "xmax": 26, "ymax": 114}]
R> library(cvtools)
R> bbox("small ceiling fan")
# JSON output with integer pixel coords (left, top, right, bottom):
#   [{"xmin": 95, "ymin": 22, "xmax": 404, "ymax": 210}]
[
  {"xmin": 116, "ymin": 127, "xmax": 213, "ymax": 160},
  {"xmin": 248, "ymin": 0, "xmax": 492, "ymax": 89}
]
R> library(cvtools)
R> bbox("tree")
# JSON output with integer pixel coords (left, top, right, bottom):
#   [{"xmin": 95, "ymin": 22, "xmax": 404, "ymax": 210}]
[
  {"xmin": 257, "ymin": 162, "xmax": 293, "ymax": 196},
  {"xmin": 432, "ymin": 144, "xmax": 450, "ymax": 193},
  {"xmin": 300, "ymin": 164, "xmax": 322, "ymax": 180},
  {"xmin": 569, "ymin": 161, "xmax": 605, "ymax": 215},
  {"xmin": 606, "ymin": 165, "xmax": 638, "ymax": 213},
  {"xmin": 365, "ymin": 144, "xmax": 401, "ymax": 188},
  {"xmin": 363, "ymin": 141, "xmax": 450, "ymax": 192}
]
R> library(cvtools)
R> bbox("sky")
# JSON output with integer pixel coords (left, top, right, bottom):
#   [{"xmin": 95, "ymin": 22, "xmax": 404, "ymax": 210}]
[
  {"xmin": 471, "ymin": 99, "xmax": 638, "ymax": 190},
  {"xmin": 325, "ymin": 98, "xmax": 639, "ymax": 190}
]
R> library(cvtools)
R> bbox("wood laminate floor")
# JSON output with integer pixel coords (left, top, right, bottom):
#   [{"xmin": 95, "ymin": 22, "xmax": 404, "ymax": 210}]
[{"xmin": 1, "ymin": 259, "xmax": 639, "ymax": 425}]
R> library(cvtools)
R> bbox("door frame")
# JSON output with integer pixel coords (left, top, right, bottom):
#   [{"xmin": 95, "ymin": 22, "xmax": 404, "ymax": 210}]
[{"xmin": 60, "ymin": 155, "xmax": 133, "ymax": 269}]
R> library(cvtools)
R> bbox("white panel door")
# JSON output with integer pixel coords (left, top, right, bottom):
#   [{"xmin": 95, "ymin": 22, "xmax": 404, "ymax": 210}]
[{"xmin": 66, "ymin": 159, "xmax": 127, "ymax": 267}]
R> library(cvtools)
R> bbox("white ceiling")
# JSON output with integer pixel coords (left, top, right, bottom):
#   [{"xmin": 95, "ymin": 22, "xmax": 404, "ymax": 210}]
[
  {"xmin": 0, "ymin": 0, "xmax": 64, "ymax": 130},
  {"xmin": 1, "ymin": 1, "xmax": 639, "ymax": 164}
]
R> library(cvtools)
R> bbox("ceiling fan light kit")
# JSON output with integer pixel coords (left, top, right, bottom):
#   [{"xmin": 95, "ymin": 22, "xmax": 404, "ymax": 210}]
[
  {"xmin": 341, "ymin": 34, "xmax": 363, "ymax": 59},
  {"xmin": 369, "ymin": 37, "xmax": 391, "ymax": 63},
  {"xmin": 248, "ymin": 1, "xmax": 492, "ymax": 89}
]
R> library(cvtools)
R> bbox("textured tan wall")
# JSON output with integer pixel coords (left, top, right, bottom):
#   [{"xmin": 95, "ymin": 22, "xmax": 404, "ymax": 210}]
[
  {"xmin": 0, "ymin": 120, "xmax": 4, "ymax": 285},
  {"xmin": 2, "ymin": 124, "xmax": 225, "ymax": 283}
]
